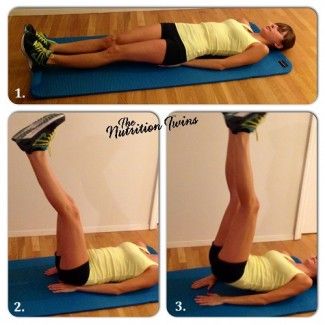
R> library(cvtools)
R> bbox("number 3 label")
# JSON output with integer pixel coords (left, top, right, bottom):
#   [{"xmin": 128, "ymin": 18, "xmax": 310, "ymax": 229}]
[{"xmin": 175, "ymin": 301, "xmax": 186, "ymax": 312}]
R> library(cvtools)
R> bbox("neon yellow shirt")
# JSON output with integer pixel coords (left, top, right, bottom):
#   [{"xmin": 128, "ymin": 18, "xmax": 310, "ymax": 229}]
[
  {"xmin": 229, "ymin": 250, "xmax": 304, "ymax": 292},
  {"xmin": 175, "ymin": 19, "xmax": 260, "ymax": 61},
  {"xmin": 85, "ymin": 242, "xmax": 158, "ymax": 285}
]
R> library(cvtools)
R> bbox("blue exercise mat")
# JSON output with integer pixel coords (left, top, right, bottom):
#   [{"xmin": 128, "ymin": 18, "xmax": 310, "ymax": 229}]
[
  {"xmin": 9, "ymin": 247, "xmax": 158, "ymax": 316},
  {"xmin": 167, "ymin": 267, "xmax": 317, "ymax": 317},
  {"xmin": 30, "ymin": 24, "xmax": 292, "ymax": 98}
]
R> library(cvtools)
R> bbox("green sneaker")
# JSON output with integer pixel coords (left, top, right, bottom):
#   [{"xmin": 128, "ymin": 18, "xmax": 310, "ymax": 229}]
[
  {"xmin": 24, "ymin": 24, "xmax": 56, "ymax": 49},
  {"xmin": 222, "ymin": 112, "xmax": 266, "ymax": 134},
  {"xmin": 12, "ymin": 113, "xmax": 65, "ymax": 153},
  {"xmin": 21, "ymin": 32, "xmax": 52, "ymax": 69}
]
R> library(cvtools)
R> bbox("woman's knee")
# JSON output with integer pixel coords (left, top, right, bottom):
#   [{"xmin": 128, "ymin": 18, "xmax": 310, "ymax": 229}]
[
  {"xmin": 115, "ymin": 34, "xmax": 125, "ymax": 45},
  {"xmin": 60, "ymin": 199, "xmax": 81, "ymax": 221},
  {"xmin": 241, "ymin": 197, "xmax": 260, "ymax": 215},
  {"xmin": 102, "ymin": 36, "xmax": 116, "ymax": 48},
  {"xmin": 106, "ymin": 43, "xmax": 121, "ymax": 55},
  {"xmin": 229, "ymin": 192, "xmax": 241, "ymax": 207}
]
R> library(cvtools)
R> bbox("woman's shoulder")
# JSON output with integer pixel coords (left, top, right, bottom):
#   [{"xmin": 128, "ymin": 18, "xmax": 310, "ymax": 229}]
[
  {"xmin": 291, "ymin": 272, "xmax": 313, "ymax": 288},
  {"xmin": 247, "ymin": 41, "xmax": 270, "ymax": 55}
]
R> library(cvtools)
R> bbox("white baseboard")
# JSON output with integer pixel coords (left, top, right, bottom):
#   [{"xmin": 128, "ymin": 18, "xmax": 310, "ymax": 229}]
[
  {"xmin": 167, "ymin": 234, "xmax": 295, "ymax": 248},
  {"xmin": 8, "ymin": 224, "xmax": 151, "ymax": 238}
]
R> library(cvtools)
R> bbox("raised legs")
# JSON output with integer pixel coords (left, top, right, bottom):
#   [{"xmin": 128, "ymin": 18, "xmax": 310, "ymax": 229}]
[
  {"xmin": 28, "ymin": 151, "xmax": 88, "ymax": 269},
  {"xmin": 214, "ymin": 132, "xmax": 259, "ymax": 263}
]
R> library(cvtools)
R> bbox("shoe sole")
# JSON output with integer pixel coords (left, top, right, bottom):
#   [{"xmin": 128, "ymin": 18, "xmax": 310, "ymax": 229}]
[
  {"xmin": 12, "ymin": 113, "xmax": 65, "ymax": 142},
  {"xmin": 225, "ymin": 112, "xmax": 266, "ymax": 134},
  {"xmin": 20, "ymin": 33, "xmax": 33, "ymax": 70}
]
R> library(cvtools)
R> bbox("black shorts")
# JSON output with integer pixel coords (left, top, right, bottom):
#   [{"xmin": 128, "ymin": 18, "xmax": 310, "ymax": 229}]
[
  {"xmin": 209, "ymin": 243, "xmax": 247, "ymax": 283},
  {"xmin": 161, "ymin": 23, "xmax": 187, "ymax": 65},
  {"xmin": 55, "ymin": 253, "xmax": 90, "ymax": 286}
]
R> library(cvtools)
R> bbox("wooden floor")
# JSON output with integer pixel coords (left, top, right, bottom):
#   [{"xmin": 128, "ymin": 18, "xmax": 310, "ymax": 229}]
[
  {"xmin": 8, "ymin": 229, "xmax": 159, "ymax": 317},
  {"xmin": 167, "ymin": 234, "xmax": 317, "ymax": 317},
  {"xmin": 8, "ymin": 8, "xmax": 317, "ymax": 104}
]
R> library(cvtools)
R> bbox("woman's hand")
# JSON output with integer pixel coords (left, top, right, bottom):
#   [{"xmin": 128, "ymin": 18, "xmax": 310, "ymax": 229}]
[
  {"xmin": 48, "ymin": 282, "xmax": 78, "ymax": 293},
  {"xmin": 194, "ymin": 293, "xmax": 224, "ymax": 306},
  {"xmin": 191, "ymin": 274, "xmax": 217, "ymax": 290},
  {"xmin": 44, "ymin": 267, "xmax": 58, "ymax": 276}
]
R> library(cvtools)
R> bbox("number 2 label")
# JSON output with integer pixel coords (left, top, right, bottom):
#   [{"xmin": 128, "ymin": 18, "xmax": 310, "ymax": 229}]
[{"xmin": 13, "ymin": 302, "xmax": 25, "ymax": 313}]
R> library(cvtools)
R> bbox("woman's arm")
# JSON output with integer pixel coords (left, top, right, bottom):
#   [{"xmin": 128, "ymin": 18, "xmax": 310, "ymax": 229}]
[
  {"xmin": 48, "ymin": 282, "xmax": 120, "ymax": 294},
  {"xmin": 195, "ymin": 274, "xmax": 313, "ymax": 306},
  {"xmin": 48, "ymin": 266, "xmax": 158, "ymax": 295},
  {"xmin": 182, "ymin": 43, "xmax": 269, "ymax": 71}
]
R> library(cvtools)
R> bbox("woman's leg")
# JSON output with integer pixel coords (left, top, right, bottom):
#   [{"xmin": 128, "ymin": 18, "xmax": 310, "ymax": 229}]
[
  {"xmin": 213, "ymin": 131, "xmax": 240, "ymax": 246},
  {"xmin": 49, "ymin": 24, "xmax": 162, "ymax": 54},
  {"xmin": 193, "ymin": 134, "xmax": 239, "ymax": 289},
  {"xmin": 115, "ymin": 24, "xmax": 162, "ymax": 44},
  {"xmin": 50, "ymin": 36, "xmax": 115, "ymax": 54},
  {"xmin": 56, "ymin": 215, "xmax": 63, "ymax": 257},
  {"xmin": 47, "ymin": 39, "xmax": 167, "ymax": 68},
  {"xmin": 44, "ymin": 215, "xmax": 64, "ymax": 276},
  {"xmin": 217, "ymin": 132, "xmax": 260, "ymax": 263},
  {"xmin": 28, "ymin": 151, "xmax": 88, "ymax": 270}
]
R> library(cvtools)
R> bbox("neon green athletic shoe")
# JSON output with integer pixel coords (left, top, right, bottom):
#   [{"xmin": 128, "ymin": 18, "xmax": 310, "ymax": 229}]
[
  {"xmin": 21, "ymin": 32, "xmax": 52, "ymax": 69},
  {"xmin": 12, "ymin": 113, "xmax": 65, "ymax": 153},
  {"xmin": 222, "ymin": 112, "xmax": 266, "ymax": 134},
  {"xmin": 24, "ymin": 24, "xmax": 56, "ymax": 49}
]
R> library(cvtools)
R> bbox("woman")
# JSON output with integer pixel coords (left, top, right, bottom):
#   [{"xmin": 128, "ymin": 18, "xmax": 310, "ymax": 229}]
[
  {"xmin": 192, "ymin": 113, "xmax": 317, "ymax": 306},
  {"xmin": 11, "ymin": 113, "xmax": 158, "ymax": 294},
  {"xmin": 22, "ymin": 18, "xmax": 295, "ymax": 71}
]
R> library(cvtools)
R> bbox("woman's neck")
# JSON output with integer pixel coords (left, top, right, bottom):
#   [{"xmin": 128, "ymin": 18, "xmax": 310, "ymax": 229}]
[{"xmin": 252, "ymin": 33, "xmax": 269, "ymax": 46}]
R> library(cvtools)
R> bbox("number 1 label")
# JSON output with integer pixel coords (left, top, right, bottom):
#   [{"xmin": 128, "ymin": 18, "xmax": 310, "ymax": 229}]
[{"xmin": 15, "ymin": 88, "xmax": 25, "ymax": 99}]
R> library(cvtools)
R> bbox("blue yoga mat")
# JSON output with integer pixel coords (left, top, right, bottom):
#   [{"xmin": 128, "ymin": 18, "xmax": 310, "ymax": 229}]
[
  {"xmin": 30, "ymin": 24, "xmax": 292, "ymax": 98},
  {"xmin": 167, "ymin": 267, "xmax": 317, "ymax": 317},
  {"xmin": 9, "ymin": 247, "xmax": 158, "ymax": 316}
]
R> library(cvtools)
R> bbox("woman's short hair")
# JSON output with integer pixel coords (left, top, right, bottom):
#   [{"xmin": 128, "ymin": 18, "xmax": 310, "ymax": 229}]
[{"xmin": 276, "ymin": 23, "xmax": 296, "ymax": 50}]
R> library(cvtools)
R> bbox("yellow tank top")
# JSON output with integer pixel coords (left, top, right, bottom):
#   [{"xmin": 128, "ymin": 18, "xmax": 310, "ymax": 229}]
[
  {"xmin": 229, "ymin": 250, "xmax": 304, "ymax": 292},
  {"xmin": 85, "ymin": 242, "xmax": 158, "ymax": 285},
  {"xmin": 175, "ymin": 19, "xmax": 260, "ymax": 61}
]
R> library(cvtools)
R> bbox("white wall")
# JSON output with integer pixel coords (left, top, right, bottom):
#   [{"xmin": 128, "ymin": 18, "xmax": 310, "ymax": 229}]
[
  {"xmin": 167, "ymin": 112, "xmax": 316, "ymax": 248},
  {"xmin": 296, "ymin": 115, "xmax": 317, "ymax": 235},
  {"xmin": 8, "ymin": 112, "xmax": 158, "ymax": 237}
]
